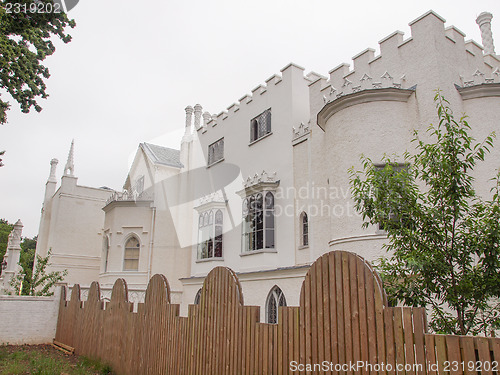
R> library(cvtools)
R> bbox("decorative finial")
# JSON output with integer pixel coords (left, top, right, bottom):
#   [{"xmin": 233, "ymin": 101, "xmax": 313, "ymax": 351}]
[
  {"xmin": 64, "ymin": 139, "xmax": 75, "ymax": 177},
  {"xmin": 48, "ymin": 158, "xmax": 58, "ymax": 182},
  {"xmin": 7, "ymin": 220, "xmax": 23, "ymax": 250},
  {"xmin": 194, "ymin": 104, "xmax": 203, "ymax": 130},
  {"xmin": 476, "ymin": 12, "xmax": 496, "ymax": 55}
]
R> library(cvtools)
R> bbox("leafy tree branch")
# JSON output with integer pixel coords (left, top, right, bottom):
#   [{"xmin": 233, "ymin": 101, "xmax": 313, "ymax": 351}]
[{"xmin": 349, "ymin": 92, "xmax": 500, "ymax": 335}]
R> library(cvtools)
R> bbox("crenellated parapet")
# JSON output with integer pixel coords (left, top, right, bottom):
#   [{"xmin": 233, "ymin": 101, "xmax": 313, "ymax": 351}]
[
  {"xmin": 198, "ymin": 63, "xmax": 309, "ymax": 134},
  {"xmin": 309, "ymin": 10, "xmax": 500, "ymax": 128}
]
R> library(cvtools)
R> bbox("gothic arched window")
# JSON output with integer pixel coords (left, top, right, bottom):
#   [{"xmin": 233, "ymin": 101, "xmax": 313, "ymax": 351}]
[
  {"xmin": 242, "ymin": 192, "xmax": 275, "ymax": 252},
  {"xmin": 198, "ymin": 209, "xmax": 223, "ymax": 259},
  {"xmin": 103, "ymin": 235, "xmax": 110, "ymax": 272},
  {"xmin": 124, "ymin": 236, "xmax": 140, "ymax": 271},
  {"xmin": 300, "ymin": 212, "xmax": 308, "ymax": 247},
  {"xmin": 266, "ymin": 286, "xmax": 286, "ymax": 324},
  {"xmin": 194, "ymin": 288, "xmax": 202, "ymax": 305},
  {"xmin": 250, "ymin": 108, "xmax": 272, "ymax": 142}
]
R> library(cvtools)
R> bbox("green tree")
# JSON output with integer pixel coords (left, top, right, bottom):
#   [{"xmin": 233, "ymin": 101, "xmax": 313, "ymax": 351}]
[
  {"xmin": 19, "ymin": 235, "xmax": 37, "ymax": 293},
  {"xmin": 349, "ymin": 92, "xmax": 500, "ymax": 336},
  {"xmin": 0, "ymin": 218, "xmax": 13, "ymax": 261},
  {"xmin": 11, "ymin": 248, "xmax": 67, "ymax": 296},
  {"xmin": 1, "ymin": 1, "xmax": 75, "ymax": 166},
  {"xmin": 0, "ymin": 0, "xmax": 75, "ymax": 124}
]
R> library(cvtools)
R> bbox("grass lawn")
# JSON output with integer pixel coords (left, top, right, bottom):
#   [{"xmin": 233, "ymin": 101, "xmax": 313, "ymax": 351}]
[{"xmin": 0, "ymin": 344, "xmax": 114, "ymax": 375}]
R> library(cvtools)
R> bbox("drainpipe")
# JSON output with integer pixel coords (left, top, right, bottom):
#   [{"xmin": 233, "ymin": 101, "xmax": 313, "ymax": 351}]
[{"xmin": 147, "ymin": 206, "xmax": 156, "ymax": 280}]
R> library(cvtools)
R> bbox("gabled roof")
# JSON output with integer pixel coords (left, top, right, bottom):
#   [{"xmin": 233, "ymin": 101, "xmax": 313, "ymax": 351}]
[{"xmin": 140, "ymin": 142, "xmax": 183, "ymax": 168}]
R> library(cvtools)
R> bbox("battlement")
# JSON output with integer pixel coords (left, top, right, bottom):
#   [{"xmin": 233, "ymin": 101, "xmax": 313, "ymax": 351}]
[
  {"xmin": 198, "ymin": 63, "xmax": 309, "ymax": 134},
  {"xmin": 309, "ymin": 10, "xmax": 500, "ymax": 119}
]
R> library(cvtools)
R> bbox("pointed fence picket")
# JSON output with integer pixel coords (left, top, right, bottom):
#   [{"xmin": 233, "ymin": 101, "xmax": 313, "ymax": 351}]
[{"xmin": 55, "ymin": 250, "xmax": 500, "ymax": 374}]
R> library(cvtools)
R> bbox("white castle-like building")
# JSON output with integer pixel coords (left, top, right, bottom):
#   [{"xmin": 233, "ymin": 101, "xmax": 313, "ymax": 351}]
[{"xmin": 35, "ymin": 10, "xmax": 500, "ymax": 322}]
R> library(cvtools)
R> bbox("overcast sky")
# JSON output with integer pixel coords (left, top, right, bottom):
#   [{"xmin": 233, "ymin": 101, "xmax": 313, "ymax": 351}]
[{"xmin": 1, "ymin": 0, "xmax": 499, "ymax": 237}]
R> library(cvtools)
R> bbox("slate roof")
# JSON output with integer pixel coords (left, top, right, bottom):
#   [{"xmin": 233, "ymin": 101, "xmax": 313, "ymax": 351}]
[{"xmin": 141, "ymin": 142, "xmax": 183, "ymax": 168}]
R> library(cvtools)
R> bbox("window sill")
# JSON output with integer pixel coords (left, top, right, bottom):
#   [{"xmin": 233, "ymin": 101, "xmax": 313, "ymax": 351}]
[
  {"xmin": 207, "ymin": 158, "xmax": 225, "ymax": 168},
  {"xmin": 298, "ymin": 245, "xmax": 309, "ymax": 250},
  {"xmin": 240, "ymin": 248, "xmax": 277, "ymax": 257},
  {"xmin": 248, "ymin": 132, "xmax": 273, "ymax": 146},
  {"xmin": 196, "ymin": 257, "xmax": 224, "ymax": 263}
]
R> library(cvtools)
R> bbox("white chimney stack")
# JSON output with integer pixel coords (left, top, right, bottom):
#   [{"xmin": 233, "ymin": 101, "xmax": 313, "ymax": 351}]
[
  {"xmin": 182, "ymin": 105, "xmax": 194, "ymax": 143},
  {"xmin": 476, "ymin": 12, "xmax": 496, "ymax": 55},
  {"xmin": 193, "ymin": 104, "xmax": 202, "ymax": 130}
]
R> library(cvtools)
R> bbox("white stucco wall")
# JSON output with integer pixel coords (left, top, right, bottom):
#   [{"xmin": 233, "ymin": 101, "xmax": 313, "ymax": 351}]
[
  {"xmin": 180, "ymin": 266, "xmax": 308, "ymax": 322},
  {"xmin": 35, "ymin": 174, "xmax": 113, "ymax": 288},
  {"xmin": 191, "ymin": 63, "xmax": 311, "ymax": 278},
  {"xmin": 0, "ymin": 287, "xmax": 61, "ymax": 345},
  {"xmin": 34, "ymin": 10, "xmax": 500, "ymax": 321},
  {"xmin": 305, "ymin": 10, "xmax": 500, "ymax": 265}
]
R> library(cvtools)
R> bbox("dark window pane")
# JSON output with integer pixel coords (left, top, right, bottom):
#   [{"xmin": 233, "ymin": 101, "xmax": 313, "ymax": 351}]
[
  {"xmin": 267, "ymin": 286, "xmax": 285, "ymax": 324},
  {"xmin": 194, "ymin": 289, "xmax": 202, "ymax": 305},
  {"xmin": 265, "ymin": 192, "xmax": 274, "ymax": 209},
  {"xmin": 208, "ymin": 239, "xmax": 213, "ymax": 258},
  {"xmin": 302, "ymin": 212, "xmax": 308, "ymax": 246},
  {"xmin": 268, "ymin": 294, "xmax": 277, "ymax": 324},
  {"xmin": 265, "ymin": 229, "xmax": 274, "ymax": 248},
  {"xmin": 256, "ymin": 212, "xmax": 263, "ymax": 231},
  {"xmin": 256, "ymin": 230, "xmax": 264, "ymax": 249},
  {"xmin": 255, "ymin": 193, "xmax": 263, "ymax": 210},
  {"xmin": 250, "ymin": 109, "xmax": 272, "ymax": 142},
  {"xmin": 214, "ymin": 238, "xmax": 222, "ymax": 257},
  {"xmin": 265, "ymin": 211, "xmax": 274, "ymax": 229},
  {"xmin": 249, "ymin": 195, "xmax": 255, "ymax": 213},
  {"xmin": 208, "ymin": 138, "xmax": 224, "ymax": 165}
]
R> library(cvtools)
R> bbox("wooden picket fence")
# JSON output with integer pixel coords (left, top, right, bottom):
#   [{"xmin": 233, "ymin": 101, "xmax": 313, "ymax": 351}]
[{"xmin": 55, "ymin": 250, "xmax": 500, "ymax": 374}]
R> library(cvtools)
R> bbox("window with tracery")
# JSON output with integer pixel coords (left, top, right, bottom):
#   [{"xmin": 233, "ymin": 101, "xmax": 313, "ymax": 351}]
[
  {"xmin": 300, "ymin": 212, "xmax": 308, "ymax": 247},
  {"xmin": 242, "ymin": 191, "xmax": 274, "ymax": 252},
  {"xmin": 124, "ymin": 236, "xmax": 140, "ymax": 271},
  {"xmin": 198, "ymin": 209, "xmax": 223, "ymax": 259},
  {"xmin": 266, "ymin": 286, "xmax": 286, "ymax": 324},
  {"xmin": 208, "ymin": 138, "xmax": 224, "ymax": 165},
  {"xmin": 250, "ymin": 108, "xmax": 271, "ymax": 142}
]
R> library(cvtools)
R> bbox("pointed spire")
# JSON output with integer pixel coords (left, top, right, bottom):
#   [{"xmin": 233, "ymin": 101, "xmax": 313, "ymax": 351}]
[{"xmin": 64, "ymin": 139, "xmax": 75, "ymax": 177}]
